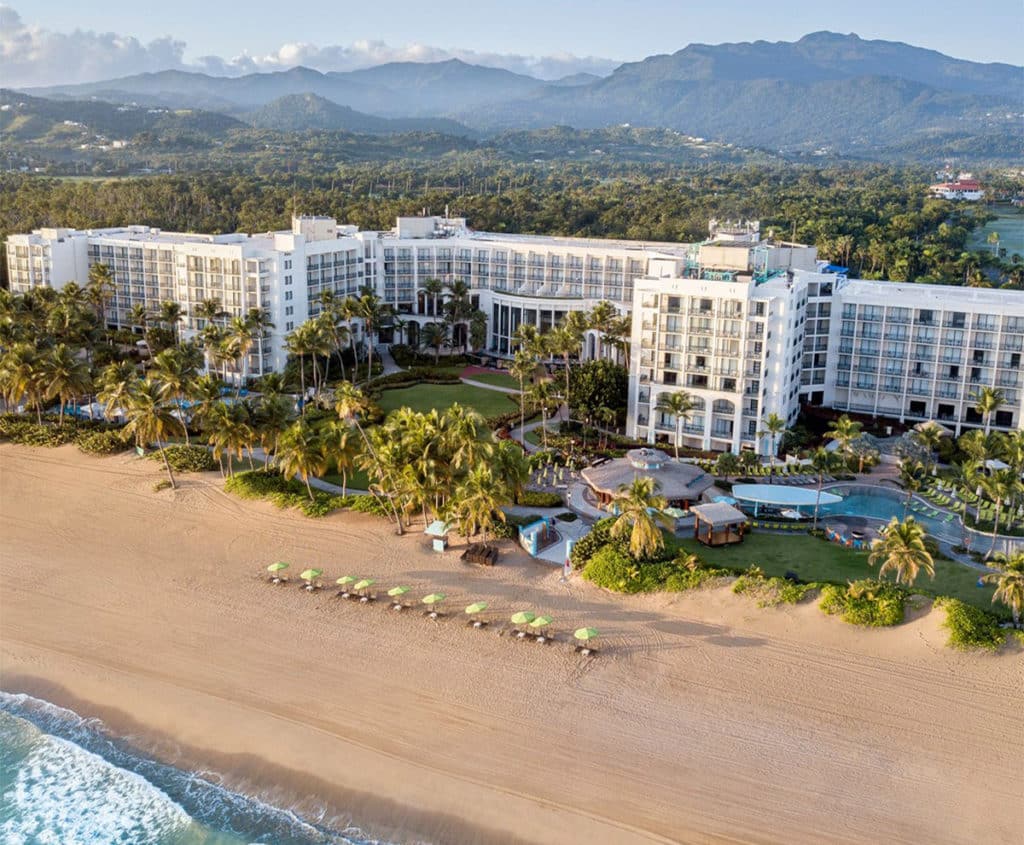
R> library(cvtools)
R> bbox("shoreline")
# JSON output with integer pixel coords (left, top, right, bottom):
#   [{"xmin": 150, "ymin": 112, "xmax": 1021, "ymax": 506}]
[{"xmin": 2, "ymin": 443, "xmax": 1022, "ymax": 844}]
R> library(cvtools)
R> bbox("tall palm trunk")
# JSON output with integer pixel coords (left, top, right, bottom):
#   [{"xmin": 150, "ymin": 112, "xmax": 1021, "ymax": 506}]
[
  {"xmin": 351, "ymin": 417, "xmax": 404, "ymax": 535},
  {"xmin": 987, "ymin": 500, "xmax": 1003, "ymax": 561},
  {"xmin": 304, "ymin": 475, "xmax": 315, "ymax": 502},
  {"xmin": 156, "ymin": 437, "xmax": 177, "ymax": 489}
]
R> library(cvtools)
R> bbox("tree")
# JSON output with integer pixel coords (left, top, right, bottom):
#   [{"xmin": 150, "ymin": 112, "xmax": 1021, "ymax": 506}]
[
  {"xmin": 868, "ymin": 517, "xmax": 934, "ymax": 587},
  {"xmin": 421, "ymin": 277, "xmax": 443, "ymax": 318},
  {"xmin": 449, "ymin": 465, "xmax": 509, "ymax": 547},
  {"xmin": 549, "ymin": 311, "xmax": 588, "ymax": 404},
  {"xmin": 972, "ymin": 387, "xmax": 1004, "ymax": 436},
  {"xmin": 39, "ymin": 343, "xmax": 91, "ymax": 424},
  {"xmin": 588, "ymin": 300, "xmax": 619, "ymax": 359},
  {"xmin": 244, "ymin": 307, "xmax": 275, "ymax": 383},
  {"xmin": 571, "ymin": 359, "xmax": 628, "ymax": 426},
  {"xmin": 443, "ymin": 278, "xmax": 474, "ymax": 352},
  {"xmin": 320, "ymin": 419, "xmax": 360, "ymax": 495},
  {"xmin": 254, "ymin": 393, "xmax": 293, "ymax": 471},
  {"xmin": 0, "ymin": 343, "xmax": 45, "ymax": 423},
  {"xmin": 225, "ymin": 315, "xmax": 255, "ymax": 394},
  {"xmin": 275, "ymin": 420, "xmax": 326, "ymax": 502},
  {"xmin": 715, "ymin": 452, "xmax": 741, "ymax": 482},
  {"xmin": 738, "ymin": 449, "xmax": 759, "ymax": 476},
  {"xmin": 977, "ymin": 469, "xmax": 1021, "ymax": 561},
  {"xmin": 422, "ymin": 321, "xmax": 448, "ymax": 365},
  {"xmin": 610, "ymin": 476, "xmax": 668, "ymax": 560},
  {"xmin": 810, "ymin": 447, "xmax": 844, "ymax": 530},
  {"xmin": 899, "ymin": 459, "xmax": 927, "ymax": 518},
  {"xmin": 157, "ymin": 301, "xmax": 184, "ymax": 346},
  {"xmin": 824, "ymin": 414, "xmax": 863, "ymax": 471},
  {"xmin": 85, "ymin": 262, "xmax": 115, "ymax": 325},
  {"xmin": 527, "ymin": 378, "xmax": 559, "ymax": 449},
  {"xmin": 759, "ymin": 412, "xmax": 788, "ymax": 482},
  {"xmin": 150, "ymin": 347, "xmax": 198, "ymax": 444},
  {"xmin": 122, "ymin": 379, "xmax": 184, "ymax": 489},
  {"xmin": 126, "ymin": 303, "xmax": 152, "ymax": 333},
  {"xmin": 984, "ymin": 551, "xmax": 1024, "ymax": 628},
  {"xmin": 509, "ymin": 348, "xmax": 535, "ymax": 442},
  {"xmin": 96, "ymin": 360, "xmax": 138, "ymax": 421},
  {"xmin": 910, "ymin": 421, "xmax": 945, "ymax": 473},
  {"xmin": 350, "ymin": 288, "xmax": 386, "ymax": 382},
  {"xmin": 655, "ymin": 390, "xmax": 695, "ymax": 461},
  {"xmin": 206, "ymin": 401, "xmax": 255, "ymax": 476}
]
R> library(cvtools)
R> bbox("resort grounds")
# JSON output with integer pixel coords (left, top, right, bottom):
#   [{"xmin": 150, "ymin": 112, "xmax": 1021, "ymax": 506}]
[{"xmin": 2, "ymin": 443, "xmax": 1021, "ymax": 845}]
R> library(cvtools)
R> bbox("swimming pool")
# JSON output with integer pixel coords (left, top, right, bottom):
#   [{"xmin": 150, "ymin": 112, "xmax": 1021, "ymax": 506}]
[{"xmin": 820, "ymin": 484, "xmax": 962, "ymax": 543}]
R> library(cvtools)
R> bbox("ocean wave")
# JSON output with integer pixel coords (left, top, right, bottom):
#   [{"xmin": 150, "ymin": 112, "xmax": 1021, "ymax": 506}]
[{"xmin": 0, "ymin": 692, "xmax": 388, "ymax": 845}]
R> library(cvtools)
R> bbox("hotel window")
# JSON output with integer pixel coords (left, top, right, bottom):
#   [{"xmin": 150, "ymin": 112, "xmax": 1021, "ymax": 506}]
[
  {"xmin": 284, "ymin": 259, "xmax": 292, "ymax": 270},
  {"xmin": 284, "ymin": 275, "xmax": 292, "ymax": 285},
  {"xmin": 284, "ymin": 291, "xmax": 293, "ymax": 301},
  {"xmin": 285, "ymin": 321, "xmax": 294, "ymax": 331},
  {"xmin": 285, "ymin": 306, "xmax": 293, "ymax": 316}
]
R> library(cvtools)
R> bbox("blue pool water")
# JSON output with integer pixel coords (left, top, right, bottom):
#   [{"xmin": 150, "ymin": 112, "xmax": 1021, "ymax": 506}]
[{"xmin": 819, "ymin": 484, "xmax": 962, "ymax": 543}]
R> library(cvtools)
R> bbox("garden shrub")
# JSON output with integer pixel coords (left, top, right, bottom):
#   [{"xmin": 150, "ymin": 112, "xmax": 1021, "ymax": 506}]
[
  {"xmin": 733, "ymin": 569, "xmax": 817, "ymax": 607},
  {"xmin": 934, "ymin": 597, "xmax": 1007, "ymax": 651},
  {"xmin": 583, "ymin": 545, "xmax": 645, "ymax": 593},
  {"xmin": 76, "ymin": 429, "xmax": 130, "ymax": 455},
  {"xmin": 516, "ymin": 491, "xmax": 563, "ymax": 508},
  {"xmin": 570, "ymin": 517, "xmax": 614, "ymax": 569},
  {"xmin": 819, "ymin": 579, "xmax": 907, "ymax": 626},
  {"xmin": 0, "ymin": 416, "xmax": 80, "ymax": 447},
  {"xmin": 555, "ymin": 511, "xmax": 578, "ymax": 522},
  {"xmin": 663, "ymin": 566, "xmax": 733, "ymax": 592},
  {"xmin": 224, "ymin": 471, "xmax": 387, "ymax": 519},
  {"xmin": 151, "ymin": 445, "xmax": 217, "ymax": 473}
]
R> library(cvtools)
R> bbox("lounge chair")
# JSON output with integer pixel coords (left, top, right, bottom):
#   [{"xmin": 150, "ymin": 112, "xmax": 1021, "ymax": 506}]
[{"xmin": 574, "ymin": 644, "xmax": 599, "ymax": 656}]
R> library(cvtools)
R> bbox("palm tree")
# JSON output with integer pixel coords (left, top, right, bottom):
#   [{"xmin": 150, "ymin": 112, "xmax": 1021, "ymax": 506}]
[
  {"xmin": 285, "ymin": 323, "xmax": 313, "ymax": 404},
  {"xmin": 320, "ymin": 419, "xmax": 360, "ymax": 495},
  {"xmin": 868, "ymin": 517, "xmax": 934, "ymax": 587},
  {"xmin": 738, "ymin": 449, "xmax": 759, "ymax": 477},
  {"xmin": 824, "ymin": 414, "xmax": 863, "ymax": 472},
  {"xmin": 122, "ymin": 379, "xmax": 184, "ymax": 489},
  {"xmin": 549, "ymin": 311, "xmax": 588, "ymax": 406},
  {"xmin": 810, "ymin": 447, "xmax": 844, "ymax": 530},
  {"xmin": 509, "ymin": 348, "xmax": 534, "ymax": 442},
  {"xmin": 527, "ymin": 378, "xmax": 558, "ymax": 449},
  {"xmin": 588, "ymin": 300, "xmax": 619, "ymax": 360},
  {"xmin": 449, "ymin": 465, "xmax": 509, "ymax": 547},
  {"xmin": 977, "ymin": 469, "xmax": 1021, "ymax": 560},
  {"xmin": 759, "ymin": 412, "xmax": 789, "ymax": 482},
  {"xmin": 253, "ymin": 393, "xmax": 293, "ymax": 470},
  {"xmin": 443, "ymin": 278, "xmax": 474, "ymax": 352},
  {"xmin": 422, "ymin": 321, "xmax": 448, "ymax": 364},
  {"xmin": 275, "ymin": 420, "xmax": 326, "ymax": 502},
  {"xmin": 126, "ymin": 303, "xmax": 152, "ymax": 334},
  {"xmin": 150, "ymin": 347, "xmax": 198, "ymax": 444},
  {"xmin": 206, "ymin": 401, "xmax": 255, "ymax": 477},
  {"xmin": 421, "ymin": 277, "xmax": 443, "ymax": 318},
  {"xmin": 0, "ymin": 343, "xmax": 44, "ymax": 422},
  {"xmin": 911, "ymin": 421, "xmax": 945, "ymax": 472},
  {"xmin": 39, "ymin": 343, "xmax": 91, "ymax": 424},
  {"xmin": 973, "ymin": 387, "xmax": 1004, "ymax": 436},
  {"xmin": 351, "ymin": 289, "xmax": 385, "ymax": 382},
  {"xmin": 194, "ymin": 298, "xmax": 226, "ymax": 328},
  {"xmin": 96, "ymin": 360, "xmax": 138, "ymax": 421},
  {"xmin": 225, "ymin": 315, "xmax": 255, "ymax": 394},
  {"xmin": 610, "ymin": 476, "xmax": 668, "ymax": 560},
  {"xmin": 984, "ymin": 551, "xmax": 1024, "ymax": 627},
  {"xmin": 157, "ymin": 301, "xmax": 184, "ymax": 346},
  {"xmin": 655, "ymin": 390, "xmax": 695, "ymax": 460},
  {"xmin": 85, "ymin": 262, "xmax": 115, "ymax": 325},
  {"xmin": 605, "ymin": 314, "xmax": 632, "ymax": 368},
  {"xmin": 899, "ymin": 459, "xmax": 927, "ymax": 518},
  {"xmin": 187, "ymin": 374, "xmax": 225, "ymax": 434}
]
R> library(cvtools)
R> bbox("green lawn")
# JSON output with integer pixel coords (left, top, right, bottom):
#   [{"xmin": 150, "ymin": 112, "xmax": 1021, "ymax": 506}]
[
  {"xmin": 465, "ymin": 372, "xmax": 520, "ymax": 390},
  {"xmin": 322, "ymin": 467, "xmax": 371, "ymax": 492},
  {"xmin": 671, "ymin": 532, "xmax": 999, "ymax": 611},
  {"xmin": 377, "ymin": 383, "xmax": 518, "ymax": 418}
]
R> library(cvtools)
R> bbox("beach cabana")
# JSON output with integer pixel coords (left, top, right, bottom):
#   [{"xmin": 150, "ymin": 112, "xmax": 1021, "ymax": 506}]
[
  {"xmin": 424, "ymin": 520, "xmax": 451, "ymax": 552},
  {"xmin": 690, "ymin": 502, "xmax": 748, "ymax": 547}
]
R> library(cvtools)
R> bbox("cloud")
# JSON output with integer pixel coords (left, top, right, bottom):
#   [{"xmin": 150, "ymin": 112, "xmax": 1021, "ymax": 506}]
[{"xmin": 0, "ymin": 6, "xmax": 618, "ymax": 88}]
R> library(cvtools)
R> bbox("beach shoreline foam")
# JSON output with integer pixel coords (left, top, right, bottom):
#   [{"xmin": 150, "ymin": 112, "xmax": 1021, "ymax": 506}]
[{"xmin": 1, "ymin": 443, "xmax": 1021, "ymax": 844}]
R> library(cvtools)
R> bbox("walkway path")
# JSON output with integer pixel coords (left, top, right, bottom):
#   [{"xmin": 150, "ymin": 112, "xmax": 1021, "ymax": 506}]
[
  {"xmin": 459, "ymin": 378, "xmax": 521, "ymax": 394},
  {"xmin": 375, "ymin": 345, "xmax": 404, "ymax": 376}
]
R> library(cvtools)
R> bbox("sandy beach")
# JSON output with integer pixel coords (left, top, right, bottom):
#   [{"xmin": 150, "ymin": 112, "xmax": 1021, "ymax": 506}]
[{"xmin": 1, "ymin": 443, "xmax": 1021, "ymax": 844}]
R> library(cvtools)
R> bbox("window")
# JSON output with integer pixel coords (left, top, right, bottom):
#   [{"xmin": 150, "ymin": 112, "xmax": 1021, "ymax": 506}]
[
  {"xmin": 973, "ymin": 349, "xmax": 985, "ymax": 363},
  {"xmin": 948, "ymin": 365, "xmax": 959, "ymax": 378},
  {"xmin": 284, "ymin": 291, "xmax": 293, "ymax": 301},
  {"xmin": 909, "ymin": 400, "xmax": 927, "ymax": 416},
  {"xmin": 285, "ymin": 321, "xmax": 294, "ymax": 331},
  {"xmin": 285, "ymin": 306, "xmax": 293, "ymax": 316},
  {"xmin": 284, "ymin": 259, "xmax": 292, "ymax": 270},
  {"xmin": 284, "ymin": 275, "xmax": 292, "ymax": 285}
]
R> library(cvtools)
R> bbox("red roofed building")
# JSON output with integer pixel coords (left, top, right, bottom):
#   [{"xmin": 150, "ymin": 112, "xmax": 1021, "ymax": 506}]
[{"xmin": 929, "ymin": 179, "xmax": 985, "ymax": 201}]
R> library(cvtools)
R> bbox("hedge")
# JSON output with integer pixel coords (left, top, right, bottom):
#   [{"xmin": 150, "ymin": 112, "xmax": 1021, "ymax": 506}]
[
  {"xmin": 224, "ymin": 470, "xmax": 387, "ymax": 518},
  {"xmin": 819, "ymin": 579, "xmax": 907, "ymax": 626},
  {"xmin": 516, "ymin": 490, "xmax": 563, "ymax": 508},
  {"xmin": 369, "ymin": 367, "xmax": 462, "ymax": 389},
  {"xmin": 150, "ymin": 445, "xmax": 217, "ymax": 473},
  {"xmin": 76, "ymin": 429, "xmax": 130, "ymax": 455},
  {"xmin": 934, "ymin": 597, "xmax": 1007, "ymax": 651}
]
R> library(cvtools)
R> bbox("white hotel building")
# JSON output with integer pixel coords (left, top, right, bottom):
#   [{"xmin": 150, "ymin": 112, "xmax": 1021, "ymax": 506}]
[{"xmin": 6, "ymin": 216, "xmax": 1023, "ymax": 451}]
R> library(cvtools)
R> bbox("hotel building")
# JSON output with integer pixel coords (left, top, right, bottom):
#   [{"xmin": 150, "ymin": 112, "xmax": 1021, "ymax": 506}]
[{"xmin": 6, "ymin": 216, "xmax": 1023, "ymax": 448}]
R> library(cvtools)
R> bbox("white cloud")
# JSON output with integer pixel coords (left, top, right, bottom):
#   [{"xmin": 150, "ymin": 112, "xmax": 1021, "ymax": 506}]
[{"xmin": 0, "ymin": 6, "xmax": 618, "ymax": 88}]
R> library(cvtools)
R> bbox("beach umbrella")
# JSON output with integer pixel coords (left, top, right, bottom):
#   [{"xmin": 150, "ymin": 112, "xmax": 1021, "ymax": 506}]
[
  {"xmin": 388, "ymin": 586, "xmax": 411, "ymax": 597},
  {"xmin": 529, "ymin": 615, "xmax": 553, "ymax": 629},
  {"xmin": 464, "ymin": 601, "xmax": 489, "ymax": 615},
  {"xmin": 300, "ymin": 568, "xmax": 323, "ymax": 590},
  {"xmin": 353, "ymin": 578, "xmax": 376, "ymax": 592},
  {"xmin": 510, "ymin": 611, "xmax": 536, "ymax": 625},
  {"xmin": 336, "ymin": 575, "xmax": 355, "ymax": 586},
  {"xmin": 574, "ymin": 627, "xmax": 599, "ymax": 642},
  {"xmin": 267, "ymin": 562, "xmax": 289, "ymax": 582},
  {"xmin": 422, "ymin": 593, "xmax": 447, "ymax": 605}
]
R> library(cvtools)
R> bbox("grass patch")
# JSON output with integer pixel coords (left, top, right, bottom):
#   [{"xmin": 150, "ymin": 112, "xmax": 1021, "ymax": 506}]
[
  {"xmin": 321, "ymin": 467, "xmax": 371, "ymax": 492},
  {"xmin": 224, "ymin": 470, "xmax": 386, "ymax": 518},
  {"xmin": 670, "ymin": 532, "xmax": 997, "ymax": 611},
  {"xmin": 377, "ymin": 383, "xmax": 517, "ymax": 418},
  {"xmin": 732, "ymin": 567, "xmax": 818, "ymax": 607}
]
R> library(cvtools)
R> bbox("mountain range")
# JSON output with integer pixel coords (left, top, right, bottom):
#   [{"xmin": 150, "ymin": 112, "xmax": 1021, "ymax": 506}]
[{"xmin": 13, "ymin": 32, "xmax": 1024, "ymax": 157}]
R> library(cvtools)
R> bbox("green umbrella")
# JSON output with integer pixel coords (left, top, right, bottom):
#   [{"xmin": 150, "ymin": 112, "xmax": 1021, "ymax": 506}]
[
  {"xmin": 300, "ymin": 568, "xmax": 323, "ymax": 581},
  {"xmin": 388, "ymin": 586, "xmax": 411, "ymax": 597},
  {"xmin": 422, "ymin": 593, "xmax": 446, "ymax": 605},
  {"xmin": 335, "ymin": 575, "xmax": 355, "ymax": 586},
  {"xmin": 510, "ymin": 611, "xmax": 536, "ymax": 625},
  {"xmin": 267, "ymin": 562, "xmax": 289, "ymax": 573},
  {"xmin": 574, "ymin": 627, "xmax": 599, "ymax": 641},
  {"xmin": 353, "ymin": 579, "xmax": 376, "ymax": 591},
  {"xmin": 464, "ymin": 601, "xmax": 489, "ymax": 615},
  {"xmin": 529, "ymin": 615, "xmax": 553, "ymax": 629}
]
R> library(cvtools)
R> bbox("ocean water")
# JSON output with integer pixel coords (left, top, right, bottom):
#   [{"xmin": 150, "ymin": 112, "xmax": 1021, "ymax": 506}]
[{"xmin": 0, "ymin": 692, "xmax": 386, "ymax": 845}]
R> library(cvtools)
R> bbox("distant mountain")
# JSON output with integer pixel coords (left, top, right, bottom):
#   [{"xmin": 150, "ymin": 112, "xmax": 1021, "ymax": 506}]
[
  {"xmin": 17, "ymin": 33, "xmax": 1023, "ymax": 158},
  {"xmin": 249, "ymin": 93, "xmax": 475, "ymax": 135},
  {"xmin": 25, "ymin": 60, "xmax": 547, "ymax": 118},
  {"xmin": 0, "ymin": 89, "xmax": 244, "ymax": 142}
]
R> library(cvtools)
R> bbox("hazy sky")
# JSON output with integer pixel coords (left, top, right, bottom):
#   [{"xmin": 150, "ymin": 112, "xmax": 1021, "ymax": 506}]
[{"xmin": 3, "ymin": 0, "xmax": 1021, "ymax": 87}]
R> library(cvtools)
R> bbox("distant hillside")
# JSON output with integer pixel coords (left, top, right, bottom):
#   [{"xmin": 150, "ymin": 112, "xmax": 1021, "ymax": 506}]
[
  {"xmin": 0, "ymin": 89, "xmax": 244, "ymax": 142},
  {"xmin": 248, "ymin": 93, "xmax": 475, "ymax": 135}
]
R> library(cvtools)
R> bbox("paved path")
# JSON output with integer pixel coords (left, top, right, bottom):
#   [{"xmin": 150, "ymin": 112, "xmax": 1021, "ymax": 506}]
[
  {"xmin": 459, "ymin": 378, "xmax": 521, "ymax": 394},
  {"xmin": 375, "ymin": 345, "xmax": 404, "ymax": 376}
]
